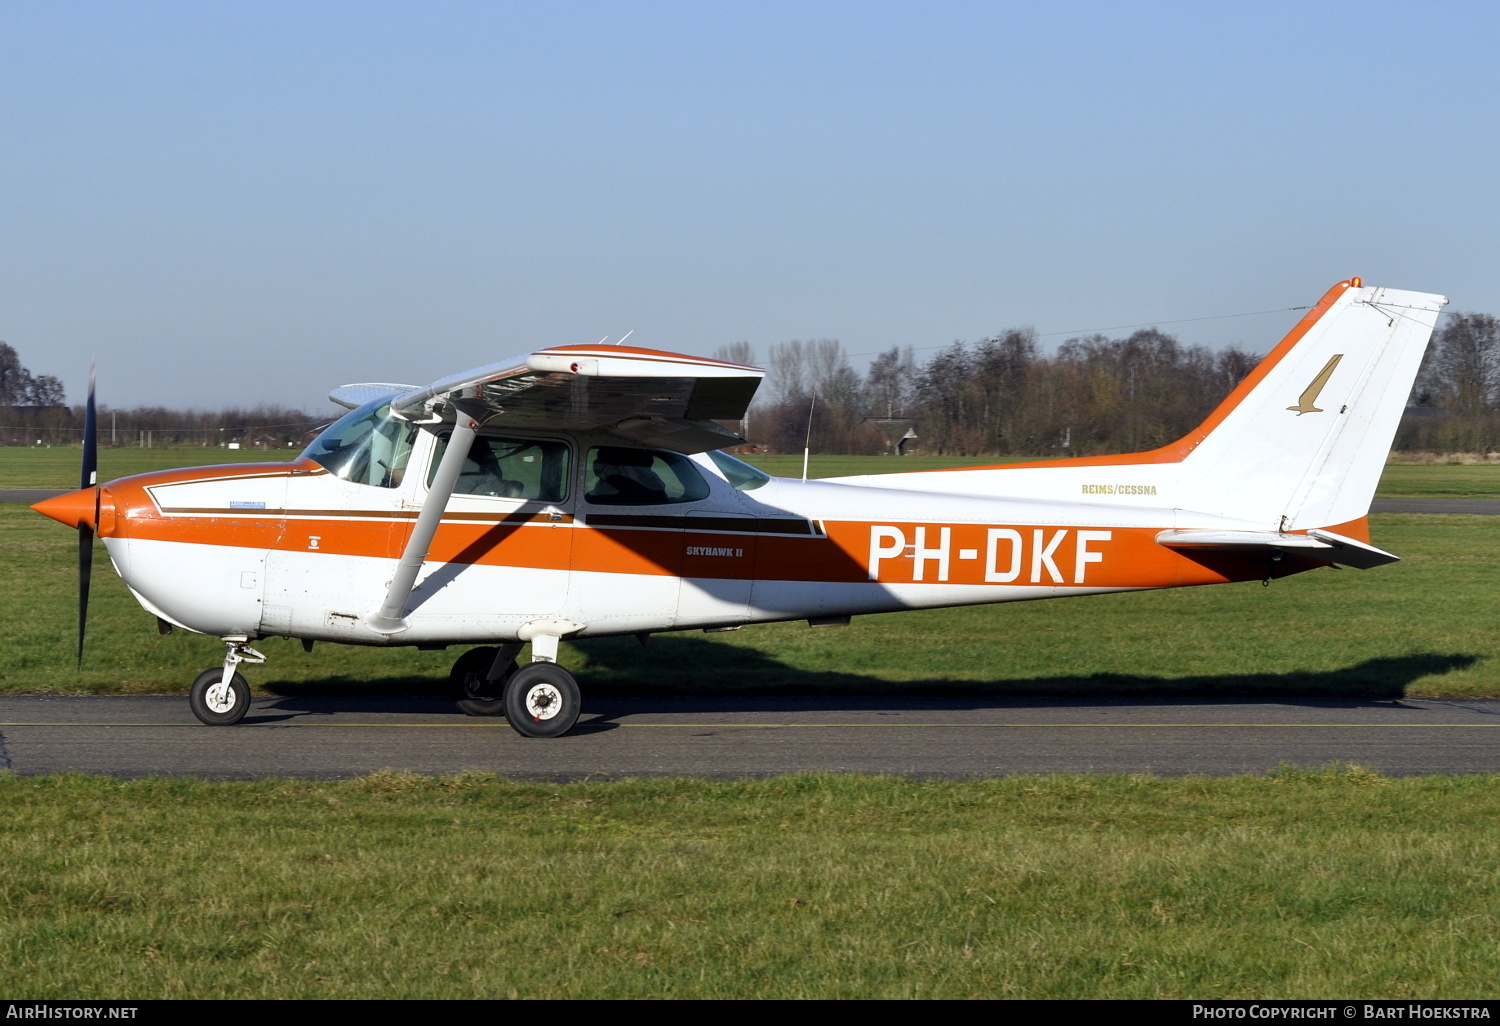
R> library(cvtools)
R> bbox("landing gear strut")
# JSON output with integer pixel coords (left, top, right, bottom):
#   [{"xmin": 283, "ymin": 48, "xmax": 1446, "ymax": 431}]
[{"xmin": 449, "ymin": 626, "xmax": 584, "ymax": 737}]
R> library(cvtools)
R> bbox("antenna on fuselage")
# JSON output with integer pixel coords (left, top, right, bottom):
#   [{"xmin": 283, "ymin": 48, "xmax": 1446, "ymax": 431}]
[{"xmin": 801, "ymin": 392, "xmax": 816, "ymax": 482}]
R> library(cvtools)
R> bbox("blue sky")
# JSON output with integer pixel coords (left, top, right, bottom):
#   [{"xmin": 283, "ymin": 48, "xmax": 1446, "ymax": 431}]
[{"xmin": 3, "ymin": 1, "xmax": 1495, "ymax": 408}]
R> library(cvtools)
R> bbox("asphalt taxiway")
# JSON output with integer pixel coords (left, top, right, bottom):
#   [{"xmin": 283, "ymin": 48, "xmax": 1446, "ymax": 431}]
[{"xmin": 3, "ymin": 694, "xmax": 1499, "ymax": 779}]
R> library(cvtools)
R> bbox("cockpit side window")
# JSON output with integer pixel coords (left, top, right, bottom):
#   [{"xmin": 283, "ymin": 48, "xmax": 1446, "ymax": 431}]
[
  {"xmin": 428, "ymin": 434, "xmax": 571, "ymax": 502},
  {"xmin": 302, "ymin": 401, "xmax": 418, "ymax": 489},
  {"xmin": 584, "ymin": 446, "xmax": 710, "ymax": 505}
]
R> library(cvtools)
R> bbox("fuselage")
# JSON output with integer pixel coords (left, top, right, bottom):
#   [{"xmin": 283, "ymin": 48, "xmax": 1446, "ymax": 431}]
[{"xmin": 64, "ymin": 423, "xmax": 1338, "ymax": 646}]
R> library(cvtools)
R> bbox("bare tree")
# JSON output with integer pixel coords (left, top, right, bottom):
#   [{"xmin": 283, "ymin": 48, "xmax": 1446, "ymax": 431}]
[
  {"xmin": 0, "ymin": 343, "xmax": 31, "ymax": 405},
  {"xmin": 867, "ymin": 346, "xmax": 917, "ymax": 419},
  {"xmin": 714, "ymin": 341, "xmax": 757, "ymax": 367},
  {"xmin": 766, "ymin": 340, "xmax": 809, "ymax": 403},
  {"xmin": 0, "ymin": 342, "xmax": 67, "ymax": 408},
  {"xmin": 23, "ymin": 375, "xmax": 66, "ymax": 406},
  {"xmin": 1422, "ymin": 313, "xmax": 1500, "ymax": 414}
]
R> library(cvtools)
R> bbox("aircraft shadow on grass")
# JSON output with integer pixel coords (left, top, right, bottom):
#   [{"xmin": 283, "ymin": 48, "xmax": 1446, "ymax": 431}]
[{"xmin": 252, "ymin": 635, "xmax": 1480, "ymax": 722}]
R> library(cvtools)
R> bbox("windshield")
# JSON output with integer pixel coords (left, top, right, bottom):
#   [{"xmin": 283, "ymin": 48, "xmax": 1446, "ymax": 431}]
[
  {"xmin": 706, "ymin": 450, "xmax": 770, "ymax": 491},
  {"xmin": 302, "ymin": 400, "xmax": 418, "ymax": 488}
]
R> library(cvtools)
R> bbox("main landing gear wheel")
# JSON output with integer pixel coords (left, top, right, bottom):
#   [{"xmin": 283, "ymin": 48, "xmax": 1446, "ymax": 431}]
[
  {"xmin": 450, "ymin": 647, "xmax": 518, "ymax": 717},
  {"xmin": 189, "ymin": 668, "xmax": 250, "ymax": 726},
  {"xmin": 503, "ymin": 663, "xmax": 581, "ymax": 739}
]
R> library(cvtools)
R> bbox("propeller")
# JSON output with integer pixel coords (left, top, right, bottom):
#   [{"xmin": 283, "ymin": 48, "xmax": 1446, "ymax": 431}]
[{"xmin": 77, "ymin": 365, "xmax": 98, "ymax": 666}]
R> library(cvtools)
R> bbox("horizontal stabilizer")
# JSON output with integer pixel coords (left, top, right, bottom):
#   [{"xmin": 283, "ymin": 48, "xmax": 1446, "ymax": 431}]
[{"xmin": 1155, "ymin": 528, "xmax": 1398, "ymax": 569}]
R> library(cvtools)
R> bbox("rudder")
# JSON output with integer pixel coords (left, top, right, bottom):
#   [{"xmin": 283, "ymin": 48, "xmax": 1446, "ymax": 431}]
[{"xmin": 1178, "ymin": 280, "xmax": 1446, "ymax": 529}]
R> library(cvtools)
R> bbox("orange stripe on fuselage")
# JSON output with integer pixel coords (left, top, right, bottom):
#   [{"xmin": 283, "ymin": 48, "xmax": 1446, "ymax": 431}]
[
  {"xmin": 113, "ymin": 505, "xmax": 1300, "ymax": 590},
  {"xmin": 103, "ymin": 464, "xmax": 1319, "ymax": 589}
]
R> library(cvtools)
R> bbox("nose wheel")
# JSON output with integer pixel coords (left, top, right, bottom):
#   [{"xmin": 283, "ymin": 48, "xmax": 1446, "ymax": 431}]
[
  {"xmin": 189, "ymin": 668, "xmax": 250, "ymax": 725},
  {"xmin": 189, "ymin": 639, "xmax": 264, "ymax": 725}
]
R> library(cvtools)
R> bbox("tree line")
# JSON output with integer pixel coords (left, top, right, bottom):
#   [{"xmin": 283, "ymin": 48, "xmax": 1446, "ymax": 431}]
[
  {"xmin": 1401, "ymin": 313, "xmax": 1500, "ymax": 452},
  {"xmin": 724, "ymin": 310, "xmax": 1500, "ymax": 458},
  {"xmin": 725, "ymin": 331, "xmax": 1261, "ymax": 457},
  {"xmin": 0, "ymin": 343, "xmax": 326, "ymax": 447},
  {"xmin": 5, "ymin": 312, "xmax": 1500, "ymax": 454}
]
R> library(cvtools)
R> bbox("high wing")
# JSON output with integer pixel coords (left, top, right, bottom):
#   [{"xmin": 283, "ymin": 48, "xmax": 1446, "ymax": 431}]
[
  {"xmin": 333, "ymin": 345, "xmax": 764, "ymax": 454},
  {"xmin": 342, "ymin": 344, "xmax": 763, "ymax": 635}
]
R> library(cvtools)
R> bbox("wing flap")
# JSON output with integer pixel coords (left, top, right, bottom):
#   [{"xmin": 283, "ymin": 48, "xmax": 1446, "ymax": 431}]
[{"xmin": 1155, "ymin": 528, "xmax": 1399, "ymax": 569}]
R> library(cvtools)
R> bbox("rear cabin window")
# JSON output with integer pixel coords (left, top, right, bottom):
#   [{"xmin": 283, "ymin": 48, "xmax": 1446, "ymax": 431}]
[
  {"xmin": 429, "ymin": 434, "xmax": 571, "ymax": 502},
  {"xmin": 584, "ymin": 447, "xmax": 710, "ymax": 505}
]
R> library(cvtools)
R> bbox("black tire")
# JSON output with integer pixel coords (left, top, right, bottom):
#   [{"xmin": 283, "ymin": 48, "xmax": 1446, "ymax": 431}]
[
  {"xmin": 450, "ymin": 647, "xmax": 517, "ymax": 717},
  {"xmin": 503, "ymin": 663, "xmax": 581, "ymax": 738},
  {"xmin": 189, "ymin": 668, "xmax": 250, "ymax": 726}
]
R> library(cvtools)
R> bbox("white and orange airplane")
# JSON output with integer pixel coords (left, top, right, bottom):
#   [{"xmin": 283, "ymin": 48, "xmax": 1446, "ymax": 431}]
[{"xmin": 35, "ymin": 279, "xmax": 1445, "ymax": 737}]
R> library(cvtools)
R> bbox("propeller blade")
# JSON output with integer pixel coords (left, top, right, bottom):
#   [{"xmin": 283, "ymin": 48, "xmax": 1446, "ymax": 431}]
[
  {"xmin": 77, "ymin": 365, "xmax": 98, "ymax": 667},
  {"xmin": 80, "ymin": 364, "xmax": 97, "ymax": 491},
  {"xmin": 77, "ymin": 523, "xmax": 93, "ymax": 667}
]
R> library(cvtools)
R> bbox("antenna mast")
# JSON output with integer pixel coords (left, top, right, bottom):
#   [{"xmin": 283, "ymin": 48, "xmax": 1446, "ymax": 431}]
[{"xmin": 801, "ymin": 393, "xmax": 816, "ymax": 482}]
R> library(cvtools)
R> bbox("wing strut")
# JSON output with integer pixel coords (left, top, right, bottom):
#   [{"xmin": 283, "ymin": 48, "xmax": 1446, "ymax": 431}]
[{"xmin": 365, "ymin": 413, "xmax": 479, "ymax": 634}]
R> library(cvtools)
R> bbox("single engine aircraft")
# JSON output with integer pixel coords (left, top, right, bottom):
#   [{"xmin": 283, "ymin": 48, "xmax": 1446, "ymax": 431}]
[{"xmin": 34, "ymin": 279, "xmax": 1446, "ymax": 737}]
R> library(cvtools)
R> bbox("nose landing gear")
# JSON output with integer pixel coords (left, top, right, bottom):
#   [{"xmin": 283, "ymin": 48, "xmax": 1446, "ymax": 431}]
[{"xmin": 189, "ymin": 638, "xmax": 264, "ymax": 725}]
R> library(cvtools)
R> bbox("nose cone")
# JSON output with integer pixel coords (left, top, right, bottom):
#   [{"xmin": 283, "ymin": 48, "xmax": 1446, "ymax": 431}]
[{"xmin": 33, "ymin": 487, "xmax": 116, "ymax": 535}]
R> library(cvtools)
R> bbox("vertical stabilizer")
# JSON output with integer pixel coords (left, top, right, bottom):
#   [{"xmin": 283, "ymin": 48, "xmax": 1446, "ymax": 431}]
[{"xmin": 1178, "ymin": 280, "xmax": 1446, "ymax": 529}]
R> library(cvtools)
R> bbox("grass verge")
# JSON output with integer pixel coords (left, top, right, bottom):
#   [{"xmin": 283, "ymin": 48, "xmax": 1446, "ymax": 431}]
[{"xmin": 2, "ymin": 769, "xmax": 1497, "ymax": 999}]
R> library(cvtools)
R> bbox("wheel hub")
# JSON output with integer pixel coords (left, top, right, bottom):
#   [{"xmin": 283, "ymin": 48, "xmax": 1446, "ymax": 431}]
[
  {"xmin": 524, "ymin": 683, "xmax": 561, "ymax": 721},
  {"xmin": 463, "ymin": 671, "xmax": 496, "ymax": 700},
  {"xmin": 205, "ymin": 681, "xmax": 235, "ymax": 714}
]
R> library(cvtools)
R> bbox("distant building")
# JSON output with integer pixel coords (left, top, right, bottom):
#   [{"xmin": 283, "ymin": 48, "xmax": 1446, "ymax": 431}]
[{"xmin": 866, "ymin": 418, "xmax": 919, "ymax": 455}]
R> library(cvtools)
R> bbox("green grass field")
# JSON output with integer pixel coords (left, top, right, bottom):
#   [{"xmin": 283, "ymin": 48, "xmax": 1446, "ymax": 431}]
[{"xmin": 4, "ymin": 769, "xmax": 1499, "ymax": 999}]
